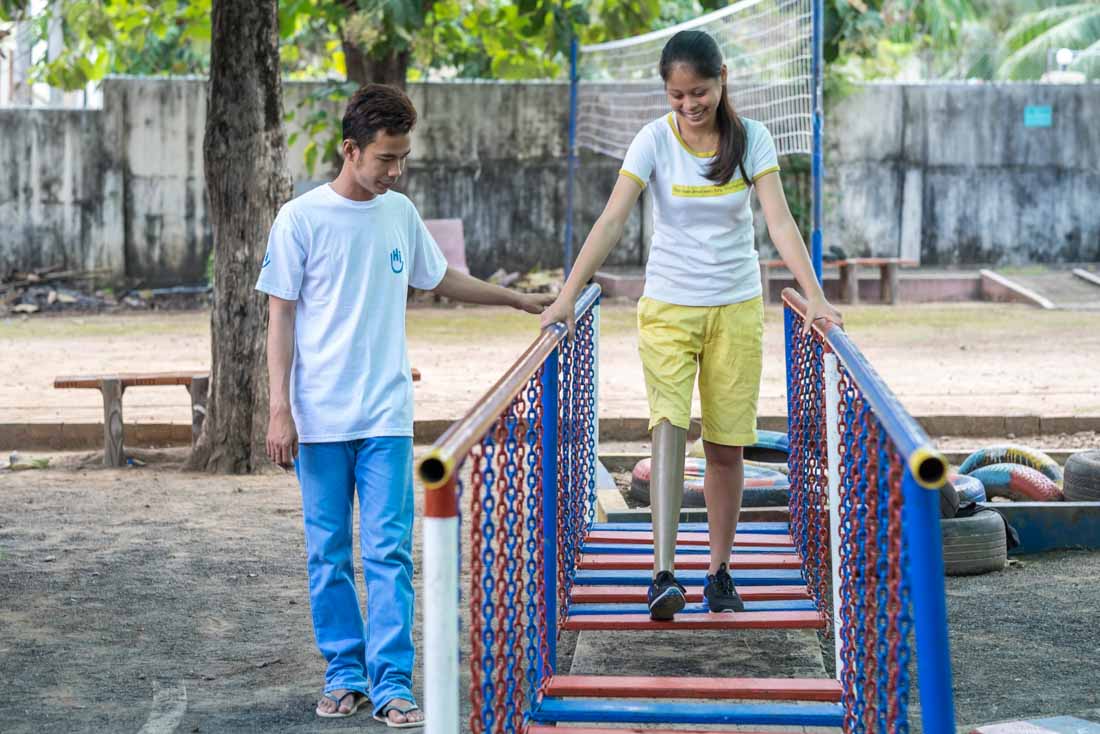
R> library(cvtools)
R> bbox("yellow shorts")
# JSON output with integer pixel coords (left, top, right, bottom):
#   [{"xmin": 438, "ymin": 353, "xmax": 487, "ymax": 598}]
[{"xmin": 637, "ymin": 295, "xmax": 764, "ymax": 447}]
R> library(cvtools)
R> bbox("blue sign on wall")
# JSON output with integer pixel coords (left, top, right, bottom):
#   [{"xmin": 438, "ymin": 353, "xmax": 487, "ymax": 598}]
[{"xmin": 1024, "ymin": 105, "xmax": 1053, "ymax": 128}]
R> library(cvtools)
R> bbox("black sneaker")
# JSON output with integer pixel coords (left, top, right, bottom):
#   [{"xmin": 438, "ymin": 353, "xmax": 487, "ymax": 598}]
[
  {"xmin": 703, "ymin": 563, "xmax": 745, "ymax": 613},
  {"xmin": 647, "ymin": 570, "xmax": 687, "ymax": 621}
]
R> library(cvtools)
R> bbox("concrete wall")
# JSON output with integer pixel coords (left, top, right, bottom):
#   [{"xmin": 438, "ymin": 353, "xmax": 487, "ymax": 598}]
[
  {"xmin": 827, "ymin": 83, "xmax": 1100, "ymax": 264},
  {"xmin": 100, "ymin": 78, "xmax": 210, "ymax": 284},
  {"xmin": 0, "ymin": 107, "xmax": 121, "ymax": 276},
  {"xmin": 1, "ymin": 79, "xmax": 1097, "ymax": 284}
]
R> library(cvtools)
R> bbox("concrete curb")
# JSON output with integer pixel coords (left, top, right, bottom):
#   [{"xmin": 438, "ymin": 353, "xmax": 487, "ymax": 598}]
[
  {"xmin": 600, "ymin": 449, "xmax": 1084, "ymax": 474},
  {"xmin": 4, "ymin": 415, "xmax": 1099, "ymax": 451},
  {"xmin": 982, "ymin": 501, "xmax": 1100, "ymax": 555},
  {"xmin": 980, "ymin": 269, "xmax": 1056, "ymax": 309},
  {"xmin": 1072, "ymin": 268, "xmax": 1100, "ymax": 289}
]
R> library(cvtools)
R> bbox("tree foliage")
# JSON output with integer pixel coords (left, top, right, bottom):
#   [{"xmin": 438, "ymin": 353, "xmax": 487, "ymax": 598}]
[
  {"xmin": 2, "ymin": 0, "xmax": 709, "ymax": 91},
  {"xmin": 994, "ymin": 3, "xmax": 1100, "ymax": 80}
]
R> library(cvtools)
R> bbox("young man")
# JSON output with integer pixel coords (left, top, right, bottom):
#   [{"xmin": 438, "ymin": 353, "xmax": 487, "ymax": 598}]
[{"xmin": 258, "ymin": 84, "xmax": 551, "ymax": 727}]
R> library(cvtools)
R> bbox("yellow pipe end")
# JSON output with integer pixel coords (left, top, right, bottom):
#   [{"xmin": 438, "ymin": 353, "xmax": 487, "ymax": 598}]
[
  {"xmin": 418, "ymin": 450, "xmax": 455, "ymax": 491},
  {"xmin": 909, "ymin": 446, "xmax": 948, "ymax": 489}
]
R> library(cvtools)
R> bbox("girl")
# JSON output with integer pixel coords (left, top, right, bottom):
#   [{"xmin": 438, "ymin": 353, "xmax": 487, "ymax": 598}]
[{"xmin": 541, "ymin": 30, "xmax": 842, "ymax": 620}]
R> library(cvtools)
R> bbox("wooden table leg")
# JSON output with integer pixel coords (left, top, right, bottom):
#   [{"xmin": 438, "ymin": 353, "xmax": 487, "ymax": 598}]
[
  {"xmin": 841, "ymin": 262, "xmax": 860, "ymax": 304},
  {"xmin": 881, "ymin": 263, "xmax": 900, "ymax": 304},
  {"xmin": 189, "ymin": 376, "xmax": 209, "ymax": 446},
  {"xmin": 101, "ymin": 379, "xmax": 124, "ymax": 467}
]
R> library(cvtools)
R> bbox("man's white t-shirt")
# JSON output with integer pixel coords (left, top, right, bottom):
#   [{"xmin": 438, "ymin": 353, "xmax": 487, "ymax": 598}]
[
  {"xmin": 620, "ymin": 113, "xmax": 780, "ymax": 307},
  {"xmin": 255, "ymin": 184, "xmax": 448, "ymax": 443}
]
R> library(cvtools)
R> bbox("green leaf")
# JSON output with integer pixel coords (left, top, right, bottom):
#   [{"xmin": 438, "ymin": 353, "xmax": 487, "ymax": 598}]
[{"xmin": 304, "ymin": 141, "xmax": 319, "ymax": 176}]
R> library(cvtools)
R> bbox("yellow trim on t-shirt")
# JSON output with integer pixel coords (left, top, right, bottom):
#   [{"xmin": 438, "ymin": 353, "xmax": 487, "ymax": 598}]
[
  {"xmin": 666, "ymin": 113, "xmax": 715, "ymax": 158},
  {"xmin": 671, "ymin": 179, "xmax": 749, "ymax": 197},
  {"xmin": 753, "ymin": 165, "xmax": 781, "ymax": 182},
  {"xmin": 619, "ymin": 169, "xmax": 647, "ymax": 190}
]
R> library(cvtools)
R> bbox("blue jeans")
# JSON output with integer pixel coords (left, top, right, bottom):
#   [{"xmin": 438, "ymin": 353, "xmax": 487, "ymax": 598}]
[{"xmin": 295, "ymin": 437, "xmax": 415, "ymax": 712}]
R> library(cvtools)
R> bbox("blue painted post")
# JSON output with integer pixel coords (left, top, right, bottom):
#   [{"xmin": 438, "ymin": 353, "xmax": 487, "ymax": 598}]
[
  {"xmin": 539, "ymin": 349, "xmax": 560, "ymax": 682},
  {"xmin": 810, "ymin": 0, "xmax": 824, "ymax": 283},
  {"xmin": 564, "ymin": 37, "xmax": 579, "ymax": 277},
  {"xmin": 900, "ymin": 468, "xmax": 957, "ymax": 734},
  {"xmin": 783, "ymin": 305, "xmax": 795, "ymax": 436}
]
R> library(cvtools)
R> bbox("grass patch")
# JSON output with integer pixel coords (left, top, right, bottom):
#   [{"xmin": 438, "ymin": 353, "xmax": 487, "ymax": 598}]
[{"xmin": 0, "ymin": 312, "xmax": 208, "ymax": 340}]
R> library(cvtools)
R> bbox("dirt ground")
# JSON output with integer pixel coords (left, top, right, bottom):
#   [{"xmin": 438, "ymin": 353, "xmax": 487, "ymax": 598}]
[
  {"xmin": 2, "ymin": 457, "xmax": 1099, "ymax": 733},
  {"xmin": 2, "ymin": 299, "xmax": 1099, "ymax": 732},
  {"xmin": 942, "ymin": 551, "xmax": 1100, "ymax": 727},
  {"xmin": 2, "ymin": 300, "xmax": 1099, "ymax": 426}
]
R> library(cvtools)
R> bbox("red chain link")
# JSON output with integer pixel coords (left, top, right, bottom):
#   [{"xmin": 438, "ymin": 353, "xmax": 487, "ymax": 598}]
[{"xmin": 886, "ymin": 446, "xmax": 905, "ymax": 731}]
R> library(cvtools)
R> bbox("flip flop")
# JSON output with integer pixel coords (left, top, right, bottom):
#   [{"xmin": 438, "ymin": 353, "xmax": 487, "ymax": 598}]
[
  {"xmin": 315, "ymin": 689, "xmax": 368, "ymax": 718},
  {"xmin": 373, "ymin": 700, "xmax": 424, "ymax": 728}
]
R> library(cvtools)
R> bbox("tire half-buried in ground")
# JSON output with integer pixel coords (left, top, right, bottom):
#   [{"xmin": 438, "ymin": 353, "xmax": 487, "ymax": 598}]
[
  {"xmin": 941, "ymin": 510, "xmax": 1008, "ymax": 576},
  {"xmin": 1064, "ymin": 449, "xmax": 1100, "ymax": 501}
]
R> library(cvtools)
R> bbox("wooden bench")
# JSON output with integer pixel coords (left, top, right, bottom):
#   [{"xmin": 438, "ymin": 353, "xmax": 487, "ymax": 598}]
[
  {"xmin": 53, "ymin": 372, "xmax": 210, "ymax": 467},
  {"xmin": 761, "ymin": 257, "xmax": 917, "ymax": 305},
  {"xmin": 55, "ymin": 368, "xmax": 423, "ymax": 467}
]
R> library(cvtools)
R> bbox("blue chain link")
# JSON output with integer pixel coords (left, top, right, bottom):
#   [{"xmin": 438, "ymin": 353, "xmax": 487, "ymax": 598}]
[
  {"xmin": 522, "ymin": 375, "xmax": 542, "ymax": 707},
  {"xmin": 501, "ymin": 408, "xmax": 522, "ymax": 730}
]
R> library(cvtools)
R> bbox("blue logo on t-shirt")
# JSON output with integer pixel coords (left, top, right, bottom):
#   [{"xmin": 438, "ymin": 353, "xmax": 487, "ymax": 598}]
[
  {"xmin": 390, "ymin": 248, "xmax": 404, "ymax": 274},
  {"xmin": 262, "ymin": 252, "xmax": 271, "ymax": 269}
]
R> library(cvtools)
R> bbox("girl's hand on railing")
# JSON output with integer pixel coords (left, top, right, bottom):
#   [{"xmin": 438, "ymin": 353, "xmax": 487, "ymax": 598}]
[
  {"xmin": 540, "ymin": 294, "xmax": 577, "ymax": 338},
  {"xmin": 804, "ymin": 295, "xmax": 843, "ymax": 335}
]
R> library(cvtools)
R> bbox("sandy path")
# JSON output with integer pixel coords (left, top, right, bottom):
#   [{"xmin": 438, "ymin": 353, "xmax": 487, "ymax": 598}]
[{"xmin": 1, "ymin": 301, "xmax": 1097, "ymax": 428}]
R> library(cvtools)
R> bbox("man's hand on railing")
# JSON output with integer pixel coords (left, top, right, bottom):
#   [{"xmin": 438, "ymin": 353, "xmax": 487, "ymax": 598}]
[
  {"xmin": 803, "ymin": 295, "xmax": 844, "ymax": 335},
  {"xmin": 513, "ymin": 292, "xmax": 557, "ymax": 315},
  {"xmin": 540, "ymin": 294, "xmax": 577, "ymax": 339}
]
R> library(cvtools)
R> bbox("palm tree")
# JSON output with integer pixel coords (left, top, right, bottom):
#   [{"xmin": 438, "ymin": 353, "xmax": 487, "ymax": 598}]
[{"xmin": 995, "ymin": 3, "xmax": 1100, "ymax": 80}]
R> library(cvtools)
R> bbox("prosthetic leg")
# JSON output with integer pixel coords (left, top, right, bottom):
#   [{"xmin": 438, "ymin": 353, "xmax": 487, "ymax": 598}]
[{"xmin": 646, "ymin": 419, "xmax": 688, "ymax": 620}]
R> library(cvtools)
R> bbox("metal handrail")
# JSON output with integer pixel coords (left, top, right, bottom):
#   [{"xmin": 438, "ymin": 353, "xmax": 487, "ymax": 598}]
[
  {"xmin": 782, "ymin": 287, "xmax": 947, "ymax": 489},
  {"xmin": 417, "ymin": 283, "xmax": 601, "ymax": 490}
]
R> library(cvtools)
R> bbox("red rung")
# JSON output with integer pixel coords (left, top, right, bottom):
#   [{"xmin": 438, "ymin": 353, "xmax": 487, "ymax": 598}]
[
  {"xmin": 563, "ymin": 611, "xmax": 826, "ymax": 631},
  {"xmin": 527, "ymin": 728, "xmax": 789, "ymax": 734},
  {"xmin": 586, "ymin": 530, "xmax": 794, "ymax": 547},
  {"xmin": 569, "ymin": 584, "xmax": 810, "ymax": 604},
  {"xmin": 545, "ymin": 675, "xmax": 843, "ymax": 701},
  {"xmin": 578, "ymin": 553, "xmax": 802, "ymax": 571}
]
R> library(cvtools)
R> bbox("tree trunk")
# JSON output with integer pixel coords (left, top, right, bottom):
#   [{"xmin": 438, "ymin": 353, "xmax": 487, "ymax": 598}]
[
  {"xmin": 189, "ymin": 0, "xmax": 292, "ymax": 474},
  {"xmin": 342, "ymin": 38, "xmax": 410, "ymax": 88}
]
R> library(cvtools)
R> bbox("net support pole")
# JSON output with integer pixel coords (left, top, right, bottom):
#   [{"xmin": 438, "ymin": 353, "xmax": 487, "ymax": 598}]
[
  {"xmin": 539, "ymin": 349, "xmax": 560, "ymax": 681},
  {"xmin": 811, "ymin": 0, "xmax": 824, "ymax": 282},
  {"xmin": 423, "ymin": 476, "xmax": 459, "ymax": 734},
  {"xmin": 901, "ymin": 468, "xmax": 957, "ymax": 734},
  {"xmin": 564, "ymin": 36, "xmax": 579, "ymax": 277},
  {"xmin": 591, "ymin": 296, "xmax": 601, "ymax": 483},
  {"xmin": 823, "ymin": 350, "xmax": 843, "ymax": 679}
]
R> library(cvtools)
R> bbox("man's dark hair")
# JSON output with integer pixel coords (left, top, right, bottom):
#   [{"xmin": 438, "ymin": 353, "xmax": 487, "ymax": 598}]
[{"xmin": 342, "ymin": 84, "xmax": 417, "ymax": 150}]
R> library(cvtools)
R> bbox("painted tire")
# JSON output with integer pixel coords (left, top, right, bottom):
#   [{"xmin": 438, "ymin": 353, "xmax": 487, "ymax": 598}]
[
  {"xmin": 941, "ymin": 510, "xmax": 1007, "ymax": 576},
  {"xmin": 949, "ymin": 473, "xmax": 987, "ymax": 505},
  {"xmin": 959, "ymin": 445, "xmax": 1063, "ymax": 486},
  {"xmin": 966, "ymin": 463, "xmax": 1063, "ymax": 502},
  {"xmin": 630, "ymin": 457, "xmax": 790, "ymax": 509},
  {"xmin": 688, "ymin": 431, "xmax": 789, "ymax": 464},
  {"xmin": 746, "ymin": 430, "xmax": 790, "ymax": 464},
  {"xmin": 1064, "ymin": 449, "xmax": 1100, "ymax": 501}
]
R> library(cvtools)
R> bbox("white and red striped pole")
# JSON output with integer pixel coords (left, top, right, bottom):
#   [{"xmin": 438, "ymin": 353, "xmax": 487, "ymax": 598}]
[{"xmin": 423, "ymin": 475, "xmax": 459, "ymax": 733}]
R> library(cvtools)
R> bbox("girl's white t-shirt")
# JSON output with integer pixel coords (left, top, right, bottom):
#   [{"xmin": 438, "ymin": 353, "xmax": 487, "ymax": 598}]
[{"xmin": 620, "ymin": 113, "xmax": 780, "ymax": 307}]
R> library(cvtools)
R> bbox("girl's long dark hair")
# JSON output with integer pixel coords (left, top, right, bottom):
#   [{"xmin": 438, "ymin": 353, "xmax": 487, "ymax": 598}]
[{"xmin": 659, "ymin": 30, "xmax": 750, "ymax": 187}]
